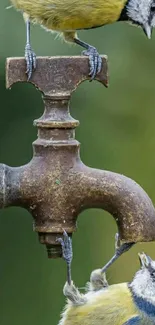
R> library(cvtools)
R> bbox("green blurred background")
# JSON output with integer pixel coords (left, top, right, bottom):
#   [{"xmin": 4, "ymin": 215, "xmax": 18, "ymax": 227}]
[{"xmin": 1, "ymin": 1, "xmax": 155, "ymax": 324}]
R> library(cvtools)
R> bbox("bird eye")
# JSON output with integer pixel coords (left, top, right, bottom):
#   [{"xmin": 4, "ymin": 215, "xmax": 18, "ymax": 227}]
[
  {"xmin": 151, "ymin": 273, "xmax": 155, "ymax": 282},
  {"xmin": 151, "ymin": 3, "xmax": 155, "ymax": 11},
  {"xmin": 149, "ymin": 267, "xmax": 155, "ymax": 277}
]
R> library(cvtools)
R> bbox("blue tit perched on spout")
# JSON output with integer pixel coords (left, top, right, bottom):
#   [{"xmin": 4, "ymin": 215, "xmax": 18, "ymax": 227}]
[
  {"xmin": 57, "ymin": 231, "xmax": 155, "ymax": 325},
  {"xmin": 10, "ymin": 0, "xmax": 155, "ymax": 80}
]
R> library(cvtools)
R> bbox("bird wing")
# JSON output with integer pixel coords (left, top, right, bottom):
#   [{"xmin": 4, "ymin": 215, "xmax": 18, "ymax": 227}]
[{"xmin": 123, "ymin": 316, "xmax": 141, "ymax": 325}]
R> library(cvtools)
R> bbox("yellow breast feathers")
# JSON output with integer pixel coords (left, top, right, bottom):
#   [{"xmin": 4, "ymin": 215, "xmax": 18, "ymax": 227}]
[
  {"xmin": 60, "ymin": 283, "xmax": 139, "ymax": 325},
  {"xmin": 10, "ymin": 0, "xmax": 128, "ymax": 31}
]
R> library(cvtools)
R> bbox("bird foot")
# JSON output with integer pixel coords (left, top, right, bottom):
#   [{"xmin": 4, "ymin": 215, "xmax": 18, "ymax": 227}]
[
  {"xmin": 115, "ymin": 233, "xmax": 134, "ymax": 257},
  {"xmin": 25, "ymin": 43, "xmax": 36, "ymax": 80},
  {"xmin": 101, "ymin": 233, "xmax": 135, "ymax": 273},
  {"xmin": 57, "ymin": 230, "xmax": 73, "ymax": 265},
  {"xmin": 82, "ymin": 46, "xmax": 102, "ymax": 80}
]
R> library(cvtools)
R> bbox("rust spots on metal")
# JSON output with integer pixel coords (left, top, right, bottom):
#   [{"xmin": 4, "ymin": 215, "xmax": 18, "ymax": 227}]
[{"xmin": 6, "ymin": 56, "xmax": 109, "ymax": 91}]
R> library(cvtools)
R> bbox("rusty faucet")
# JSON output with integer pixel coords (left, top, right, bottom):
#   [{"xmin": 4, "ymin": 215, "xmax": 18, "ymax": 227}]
[{"xmin": 0, "ymin": 56, "xmax": 155, "ymax": 258}]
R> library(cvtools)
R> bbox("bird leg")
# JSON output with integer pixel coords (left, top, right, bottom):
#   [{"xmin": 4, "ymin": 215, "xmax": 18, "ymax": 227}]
[
  {"xmin": 57, "ymin": 230, "xmax": 86, "ymax": 305},
  {"xmin": 63, "ymin": 31, "xmax": 102, "ymax": 80},
  {"xmin": 101, "ymin": 233, "xmax": 135, "ymax": 273},
  {"xmin": 23, "ymin": 13, "xmax": 36, "ymax": 80},
  {"xmin": 74, "ymin": 38, "xmax": 102, "ymax": 80}
]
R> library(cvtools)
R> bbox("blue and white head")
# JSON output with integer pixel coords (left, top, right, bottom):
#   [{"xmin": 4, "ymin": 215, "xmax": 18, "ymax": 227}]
[
  {"xmin": 130, "ymin": 253, "xmax": 155, "ymax": 310},
  {"xmin": 120, "ymin": 0, "xmax": 155, "ymax": 39}
]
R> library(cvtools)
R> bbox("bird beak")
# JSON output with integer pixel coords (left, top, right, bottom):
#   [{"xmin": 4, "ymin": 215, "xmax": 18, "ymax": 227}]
[
  {"xmin": 138, "ymin": 252, "xmax": 152, "ymax": 268},
  {"xmin": 143, "ymin": 23, "xmax": 152, "ymax": 39}
]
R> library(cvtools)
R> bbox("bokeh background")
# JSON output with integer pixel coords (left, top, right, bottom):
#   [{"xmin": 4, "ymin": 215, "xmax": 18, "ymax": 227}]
[{"xmin": 1, "ymin": 1, "xmax": 155, "ymax": 324}]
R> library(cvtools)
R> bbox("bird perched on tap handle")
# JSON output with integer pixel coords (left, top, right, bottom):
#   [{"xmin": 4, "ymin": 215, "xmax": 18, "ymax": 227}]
[
  {"xmin": 10, "ymin": 0, "xmax": 155, "ymax": 80},
  {"xmin": 57, "ymin": 231, "xmax": 155, "ymax": 325}
]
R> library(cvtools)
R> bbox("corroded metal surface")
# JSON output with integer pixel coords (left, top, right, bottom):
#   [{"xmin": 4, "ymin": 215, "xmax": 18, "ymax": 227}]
[
  {"xmin": 6, "ymin": 56, "xmax": 109, "ymax": 91},
  {"xmin": 2, "ymin": 56, "xmax": 155, "ymax": 258}
]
